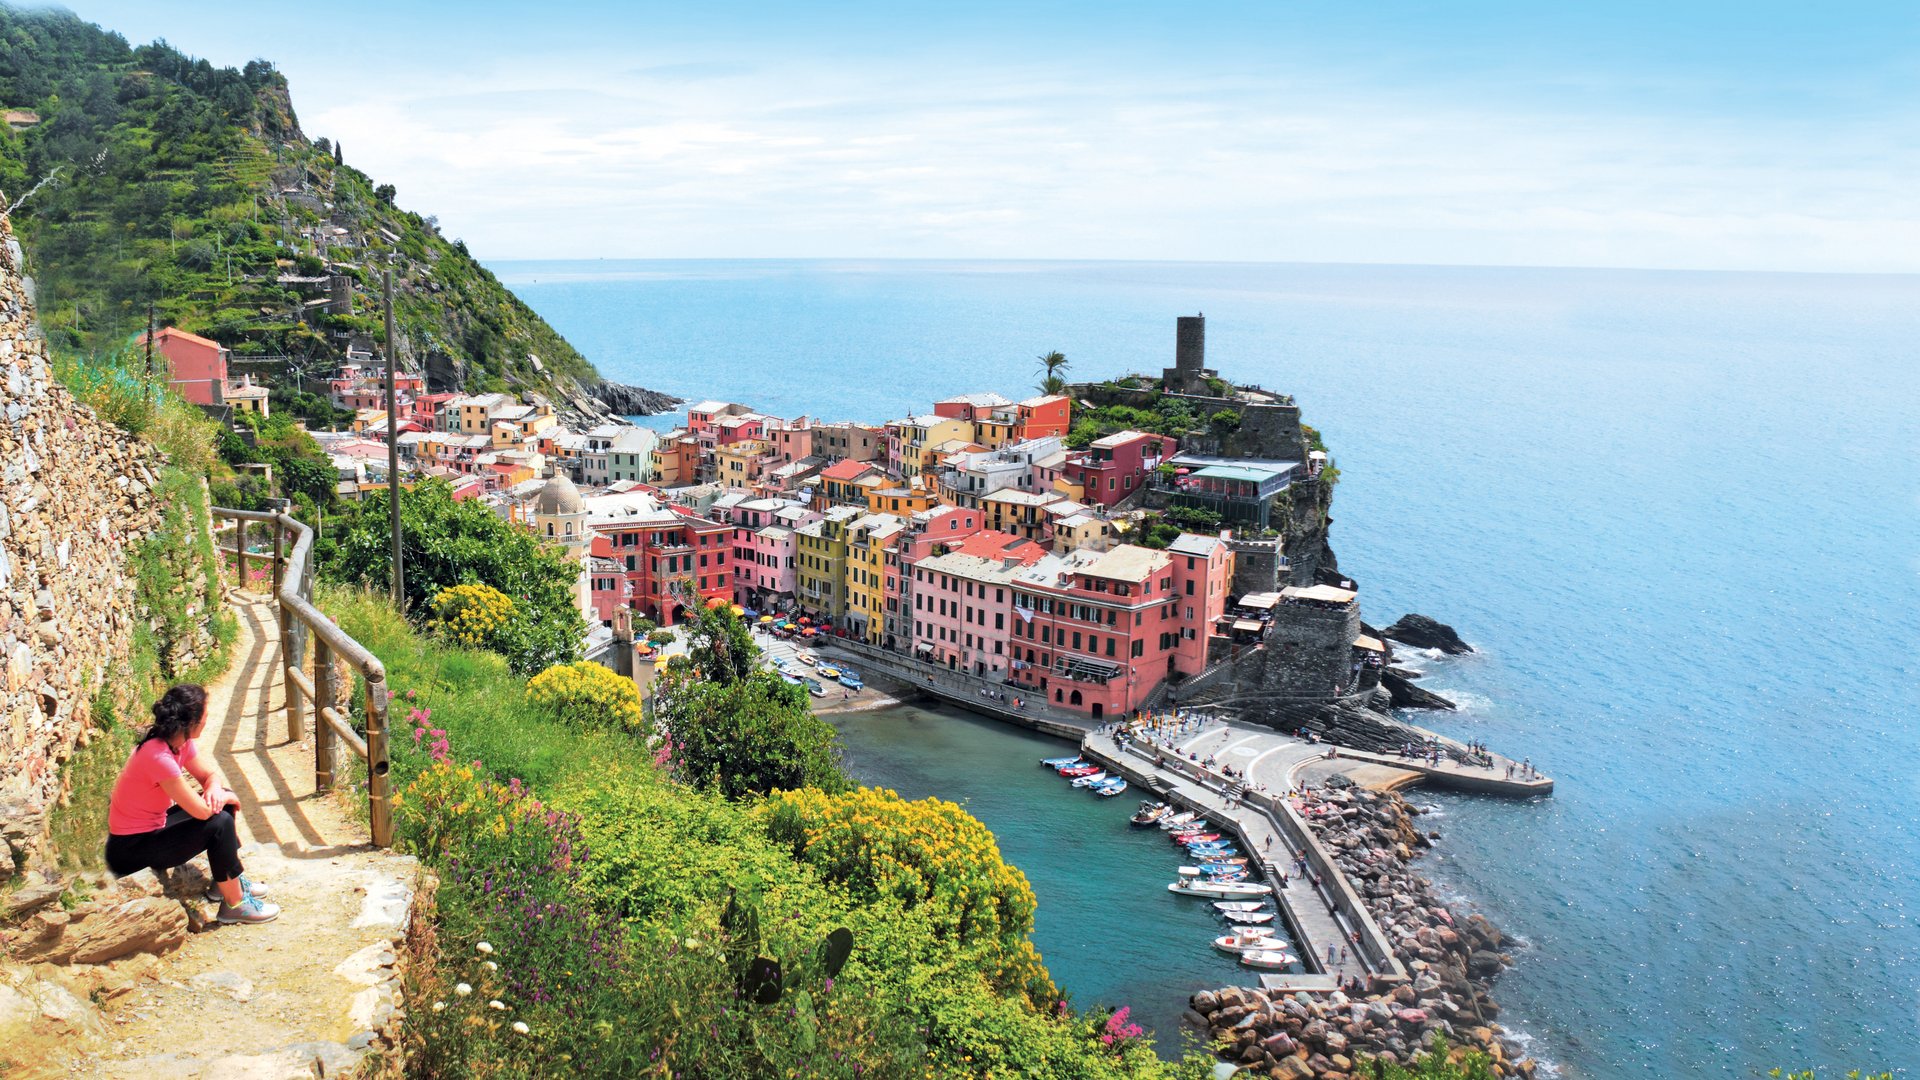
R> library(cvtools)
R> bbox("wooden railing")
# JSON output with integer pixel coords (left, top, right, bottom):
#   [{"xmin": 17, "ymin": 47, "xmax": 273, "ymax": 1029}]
[{"xmin": 212, "ymin": 505, "xmax": 393, "ymax": 846}]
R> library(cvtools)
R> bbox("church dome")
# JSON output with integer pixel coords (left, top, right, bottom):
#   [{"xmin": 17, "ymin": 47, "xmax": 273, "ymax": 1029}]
[{"xmin": 532, "ymin": 471, "xmax": 584, "ymax": 516}]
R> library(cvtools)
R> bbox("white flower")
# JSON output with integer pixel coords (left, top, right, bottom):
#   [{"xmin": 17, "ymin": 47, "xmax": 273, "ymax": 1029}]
[
  {"xmin": 683, "ymin": 936, "xmax": 700, "ymax": 950},
  {"xmin": 512, "ymin": 1021, "xmax": 530, "ymax": 1035},
  {"xmin": 482, "ymin": 960, "xmax": 498, "ymax": 972},
  {"xmin": 455, "ymin": 982, "xmax": 473, "ymax": 996},
  {"xmin": 432, "ymin": 1001, "xmax": 447, "ymax": 1012},
  {"xmin": 488, "ymin": 999, "xmax": 507, "ymax": 1011},
  {"xmin": 476, "ymin": 941, "xmax": 494, "ymax": 954}
]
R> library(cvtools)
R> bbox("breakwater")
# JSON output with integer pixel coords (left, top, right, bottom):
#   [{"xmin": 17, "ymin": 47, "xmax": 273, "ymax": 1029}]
[{"xmin": 1187, "ymin": 784, "xmax": 1536, "ymax": 1078}]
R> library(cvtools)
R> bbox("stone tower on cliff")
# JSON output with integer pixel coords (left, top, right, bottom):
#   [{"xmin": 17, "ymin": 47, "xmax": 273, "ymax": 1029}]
[{"xmin": 1161, "ymin": 314, "xmax": 1220, "ymax": 394}]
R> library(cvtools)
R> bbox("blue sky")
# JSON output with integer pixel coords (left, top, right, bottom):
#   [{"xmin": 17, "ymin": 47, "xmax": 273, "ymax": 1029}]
[{"xmin": 57, "ymin": 1, "xmax": 1920, "ymax": 271}]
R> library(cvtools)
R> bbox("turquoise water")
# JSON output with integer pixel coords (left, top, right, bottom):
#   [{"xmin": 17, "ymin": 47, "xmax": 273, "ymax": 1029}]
[
  {"xmin": 828, "ymin": 703, "xmax": 1259, "ymax": 1055},
  {"xmin": 498, "ymin": 259, "xmax": 1920, "ymax": 1076}
]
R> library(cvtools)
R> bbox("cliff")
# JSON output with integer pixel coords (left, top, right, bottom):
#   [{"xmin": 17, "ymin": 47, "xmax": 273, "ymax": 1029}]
[{"xmin": 0, "ymin": 5, "xmax": 633, "ymax": 424}]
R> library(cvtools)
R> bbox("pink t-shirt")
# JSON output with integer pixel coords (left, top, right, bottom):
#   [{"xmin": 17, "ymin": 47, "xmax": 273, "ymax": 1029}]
[{"xmin": 107, "ymin": 738, "xmax": 198, "ymax": 835}]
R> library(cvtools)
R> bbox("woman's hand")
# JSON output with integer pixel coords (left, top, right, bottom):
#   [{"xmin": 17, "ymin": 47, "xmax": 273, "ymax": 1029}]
[{"xmin": 205, "ymin": 781, "xmax": 240, "ymax": 812}]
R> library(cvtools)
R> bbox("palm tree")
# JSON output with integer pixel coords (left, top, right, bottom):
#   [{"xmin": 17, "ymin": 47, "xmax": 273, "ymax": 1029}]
[{"xmin": 1036, "ymin": 350, "xmax": 1069, "ymax": 395}]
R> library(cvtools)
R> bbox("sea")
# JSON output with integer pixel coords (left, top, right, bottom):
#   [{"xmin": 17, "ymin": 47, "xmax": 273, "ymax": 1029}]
[{"xmin": 494, "ymin": 258, "xmax": 1920, "ymax": 1077}]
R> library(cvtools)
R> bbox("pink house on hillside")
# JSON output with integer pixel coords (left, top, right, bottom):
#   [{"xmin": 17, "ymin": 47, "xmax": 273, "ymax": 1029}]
[
  {"xmin": 141, "ymin": 327, "xmax": 227, "ymax": 407},
  {"xmin": 1067, "ymin": 429, "xmax": 1177, "ymax": 508}
]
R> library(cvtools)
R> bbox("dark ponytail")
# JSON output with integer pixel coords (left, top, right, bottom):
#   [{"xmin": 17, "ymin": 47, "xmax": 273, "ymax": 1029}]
[{"xmin": 142, "ymin": 685, "xmax": 208, "ymax": 748}]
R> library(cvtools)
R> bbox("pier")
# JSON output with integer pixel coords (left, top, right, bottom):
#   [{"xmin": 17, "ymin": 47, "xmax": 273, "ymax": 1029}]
[{"xmin": 1080, "ymin": 731, "xmax": 1407, "ymax": 991}]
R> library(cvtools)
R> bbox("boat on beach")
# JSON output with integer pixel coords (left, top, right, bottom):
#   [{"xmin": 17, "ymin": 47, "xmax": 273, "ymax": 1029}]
[{"xmin": 1239, "ymin": 949, "xmax": 1300, "ymax": 970}]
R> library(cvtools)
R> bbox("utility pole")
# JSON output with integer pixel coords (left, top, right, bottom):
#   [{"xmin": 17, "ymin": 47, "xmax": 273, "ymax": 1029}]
[{"xmin": 384, "ymin": 258, "xmax": 404, "ymax": 609}]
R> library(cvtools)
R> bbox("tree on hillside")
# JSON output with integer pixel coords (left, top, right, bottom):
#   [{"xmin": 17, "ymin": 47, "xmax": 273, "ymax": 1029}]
[
  {"xmin": 1036, "ymin": 350, "xmax": 1069, "ymax": 395},
  {"xmin": 320, "ymin": 479, "xmax": 585, "ymax": 675}
]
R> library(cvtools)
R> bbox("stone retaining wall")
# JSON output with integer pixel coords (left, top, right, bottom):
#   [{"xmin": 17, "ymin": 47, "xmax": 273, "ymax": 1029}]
[{"xmin": 0, "ymin": 211, "xmax": 167, "ymax": 880}]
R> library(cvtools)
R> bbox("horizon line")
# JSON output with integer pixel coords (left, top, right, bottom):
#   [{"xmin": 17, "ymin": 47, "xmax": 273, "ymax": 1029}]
[{"xmin": 483, "ymin": 255, "xmax": 1920, "ymax": 279}]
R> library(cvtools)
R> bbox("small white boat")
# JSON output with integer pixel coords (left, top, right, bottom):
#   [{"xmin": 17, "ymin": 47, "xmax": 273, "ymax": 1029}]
[
  {"xmin": 1069, "ymin": 770, "xmax": 1109, "ymax": 788},
  {"xmin": 1213, "ymin": 901, "xmax": 1268, "ymax": 913},
  {"xmin": 1222, "ymin": 910, "xmax": 1274, "ymax": 926},
  {"xmin": 1212, "ymin": 931, "xmax": 1279, "ymax": 954},
  {"xmin": 1240, "ymin": 949, "xmax": 1300, "ymax": 970},
  {"xmin": 1167, "ymin": 874, "xmax": 1274, "ymax": 899},
  {"xmin": 796, "ymin": 654, "xmax": 817, "ymax": 666},
  {"xmin": 1158, "ymin": 811, "xmax": 1198, "ymax": 830}
]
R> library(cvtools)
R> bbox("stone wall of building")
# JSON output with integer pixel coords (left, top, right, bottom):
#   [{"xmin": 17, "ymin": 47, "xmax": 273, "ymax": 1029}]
[{"xmin": 0, "ymin": 214, "xmax": 168, "ymax": 880}]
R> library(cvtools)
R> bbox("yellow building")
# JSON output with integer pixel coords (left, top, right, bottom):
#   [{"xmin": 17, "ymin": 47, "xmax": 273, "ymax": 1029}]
[
  {"xmin": 716, "ymin": 439, "xmax": 775, "ymax": 490},
  {"xmin": 865, "ymin": 483, "xmax": 940, "ymax": 517},
  {"xmin": 845, "ymin": 513, "xmax": 906, "ymax": 646},
  {"xmin": 894, "ymin": 416, "xmax": 975, "ymax": 479},
  {"xmin": 796, "ymin": 505, "xmax": 861, "ymax": 623}
]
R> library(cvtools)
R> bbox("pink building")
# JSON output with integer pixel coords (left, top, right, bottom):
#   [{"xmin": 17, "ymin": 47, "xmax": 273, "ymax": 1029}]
[
  {"xmin": 1066, "ymin": 430, "xmax": 1178, "ymax": 508},
  {"xmin": 909, "ymin": 530, "xmax": 1046, "ymax": 678},
  {"xmin": 1167, "ymin": 533, "xmax": 1235, "ymax": 676},
  {"xmin": 708, "ymin": 496, "xmax": 819, "ymax": 610},
  {"xmin": 767, "ymin": 415, "xmax": 815, "ymax": 464},
  {"xmin": 141, "ymin": 327, "xmax": 227, "ymax": 407},
  {"xmin": 1006, "ymin": 544, "xmax": 1188, "ymax": 720}
]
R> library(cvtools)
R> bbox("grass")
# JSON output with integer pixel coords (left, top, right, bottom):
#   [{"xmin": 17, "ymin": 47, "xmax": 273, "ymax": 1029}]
[{"xmin": 317, "ymin": 583, "xmax": 654, "ymax": 795}]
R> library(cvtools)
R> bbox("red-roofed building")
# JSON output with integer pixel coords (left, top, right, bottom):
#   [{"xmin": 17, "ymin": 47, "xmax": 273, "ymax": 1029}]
[
  {"xmin": 585, "ymin": 498, "xmax": 735, "ymax": 627},
  {"xmin": 818, "ymin": 458, "xmax": 883, "ymax": 508}
]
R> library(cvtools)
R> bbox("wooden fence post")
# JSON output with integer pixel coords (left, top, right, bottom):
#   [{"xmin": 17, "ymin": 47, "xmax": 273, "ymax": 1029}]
[
  {"xmin": 365, "ymin": 674, "xmax": 393, "ymax": 847},
  {"xmin": 313, "ymin": 638, "xmax": 335, "ymax": 793}
]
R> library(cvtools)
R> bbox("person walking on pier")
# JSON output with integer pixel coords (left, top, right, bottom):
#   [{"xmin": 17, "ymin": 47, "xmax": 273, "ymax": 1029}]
[{"xmin": 1325, "ymin": 943, "xmax": 1337, "ymax": 967}]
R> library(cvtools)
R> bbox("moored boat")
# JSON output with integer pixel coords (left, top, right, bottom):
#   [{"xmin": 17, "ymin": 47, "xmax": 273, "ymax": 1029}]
[
  {"xmin": 1213, "ymin": 901, "xmax": 1267, "ymax": 913},
  {"xmin": 1059, "ymin": 764, "xmax": 1101, "ymax": 777},
  {"xmin": 1130, "ymin": 801, "xmax": 1170, "ymax": 825},
  {"xmin": 1069, "ymin": 770, "xmax": 1110, "ymax": 788},
  {"xmin": 1043, "ymin": 755, "xmax": 1083, "ymax": 769},
  {"xmin": 1239, "ymin": 949, "xmax": 1300, "ymax": 970},
  {"xmin": 1093, "ymin": 779, "xmax": 1127, "ymax": 796},
  {"xmin": 1222, "ymin": 910, "xmax": 1274, "ymax": 926},
  {"xmin": 1168, "ymin": 878, "xmax": 1274, "ymax": 898},
  {"xmin": 1212, "ymin": 931, "xmax": 1280, "ymax": 954},
  {"xmin": 1174, "ymin": 832, "xmax": 1221, "ymax": 846},
  {"xmin": 1158, "ymin": 811, "xmax": 1199, "ymax": 830}
]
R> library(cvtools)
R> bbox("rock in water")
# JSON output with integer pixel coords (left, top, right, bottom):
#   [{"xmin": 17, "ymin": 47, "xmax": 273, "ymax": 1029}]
[
  {"xmin": 1382, "ymin": 614, "xmax": 1473, "ymax": 655},
  {"xmin": 1381, "ymin": 670, "xmax": 1457, "ymax": 711},
  {"xmin": 593, "ymin": 381, "xmax": 684, "ymax": 416}
]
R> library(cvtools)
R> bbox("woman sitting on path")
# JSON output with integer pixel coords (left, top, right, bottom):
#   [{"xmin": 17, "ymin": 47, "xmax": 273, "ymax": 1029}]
[{"xmin": 103, "ymin": 685, "xmax": 280, "ymax": 924}]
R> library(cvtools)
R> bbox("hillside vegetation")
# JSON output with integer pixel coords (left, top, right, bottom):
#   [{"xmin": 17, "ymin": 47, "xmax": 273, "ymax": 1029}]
[{"xmin": 0, "ymin": 4, "xmax": 600, "ymax": 402}]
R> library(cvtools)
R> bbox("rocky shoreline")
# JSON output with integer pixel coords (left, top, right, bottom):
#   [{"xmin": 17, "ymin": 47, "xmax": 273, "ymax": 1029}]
[
  {"xmin": 593, "ymin": 380, "xmax": 684, "ymax": 417},
  {"xmin": 1188, "ymin": 785, "xmax": 1536, "ymax": 1078}
]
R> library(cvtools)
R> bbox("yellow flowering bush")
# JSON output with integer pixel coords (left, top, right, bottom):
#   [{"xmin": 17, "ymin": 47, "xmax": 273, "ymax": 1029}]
[
  {"xmin": 430, "ymin": 582, "xmax": 516, "ymax": 650},
  {"xmin": 526, "ymin": 660, "xmax": 646, "ymax": 732},
  {"xmin": 394, "ymin": 757, "xmax": 533, "ymax": 861},
  {"xmin": 763, "ymin": 786, "xmax": 1057, "ymax": 1006}
]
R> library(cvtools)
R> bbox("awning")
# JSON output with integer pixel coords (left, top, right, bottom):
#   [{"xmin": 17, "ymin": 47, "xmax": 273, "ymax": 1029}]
[
  {"xmin": 1232, "ymin": 619, "xmax": 1264, "ymax": 633},
  {"xmin": 1238, "ymin": 592, "xmax": 1281, "ymax": 610},
  {"xmin": 1353, "ymin": 634, "xmax": 1386, "ymax": 652}
]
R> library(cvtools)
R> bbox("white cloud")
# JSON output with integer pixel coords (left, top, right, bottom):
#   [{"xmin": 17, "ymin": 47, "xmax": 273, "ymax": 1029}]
[{"xmin": 299, "ymin": 48, "xmax": 1920, "ymax": 271}]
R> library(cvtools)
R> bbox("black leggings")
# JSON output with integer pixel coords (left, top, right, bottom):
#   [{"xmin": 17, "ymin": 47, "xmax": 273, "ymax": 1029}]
[{"xmin": 104, "ymin": 806, "xmax": 243, "ymax": 883}]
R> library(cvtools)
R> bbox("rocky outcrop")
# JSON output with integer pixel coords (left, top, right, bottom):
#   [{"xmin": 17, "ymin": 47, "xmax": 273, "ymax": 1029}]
[
  {"xmin": 1381, "ymin": 614, "xmax": 1473, "ymax": 655},
  {"xmin": 0, "ymin": 213, "xmax": 169, "ymax": 880},
  {"xmin": 1189, "ymin": 785, "xmax": 1534, "ymax": 1078},
  {"xmin": 1381, "ymin": 670, "xmax": 1456, "ymax": 712},
  {"xmin": 2, "ymin": 870, "xmax": 187, "ymax": 965},
  {"xmin": 594, "ymin": 380, "xmax": 684, "ymax": 417}
]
